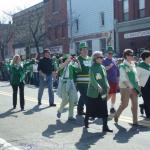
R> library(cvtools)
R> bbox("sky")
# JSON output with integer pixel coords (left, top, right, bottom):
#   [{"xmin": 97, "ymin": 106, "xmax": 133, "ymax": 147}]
[{"xmin": 0, "ymin": 0, "xmax": 43, "ymax": 23}]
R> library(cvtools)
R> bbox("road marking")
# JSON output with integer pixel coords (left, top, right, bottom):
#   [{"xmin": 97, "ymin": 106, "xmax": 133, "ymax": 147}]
[
  {"xmin": 0, "ymin": 90, "xmax": 150, "ymax": 127},
  {"xmin": 0, "ymin": 138, "xmax": 20, "ymax": 150}
]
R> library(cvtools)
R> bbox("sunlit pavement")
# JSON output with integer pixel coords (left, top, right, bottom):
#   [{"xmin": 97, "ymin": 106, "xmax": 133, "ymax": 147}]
[{"xmin": 0, "ymin": 81, "xmax": 150, "ymax": 150}]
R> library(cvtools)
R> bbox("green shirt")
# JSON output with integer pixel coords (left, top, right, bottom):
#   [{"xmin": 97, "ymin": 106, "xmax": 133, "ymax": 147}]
[{"xmin": 87, "ymin": 63, "xmax": 109, "ymax": 99}]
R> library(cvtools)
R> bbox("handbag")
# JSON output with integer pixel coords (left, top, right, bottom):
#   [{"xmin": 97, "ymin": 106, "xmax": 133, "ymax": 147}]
[{"xmin": 56, "ymin": 65, "xmax": 68, "ymax": 98}]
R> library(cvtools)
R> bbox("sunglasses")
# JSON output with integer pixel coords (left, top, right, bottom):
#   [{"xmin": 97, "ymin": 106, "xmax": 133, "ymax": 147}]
[
  {"xmin": 128, "ymin": 54, "xmax": 134, "ymax": 57},
  {"xmin": 96, "ymin": 56, "xmax": 104, "ymax": 59}
]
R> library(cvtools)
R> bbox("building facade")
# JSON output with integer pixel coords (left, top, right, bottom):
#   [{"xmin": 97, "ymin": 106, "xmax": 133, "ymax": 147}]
[
  {"xmin": 13, "ymin": 2, "xmax": 45, "ymax": 59},
  {"xmin": 115, "ymin": 0, "xmax": 150, "ymax": 56},
  {"xmin": 0, "ymin": 23, "xmax": 14, "ymax": 61},
  {"xmin": 67, "ymin": 0, "xmax": 114, "ymax": 54},
  {"xmin": 44, "ymin": 0, "xmax": 69, "ymax": 54}
]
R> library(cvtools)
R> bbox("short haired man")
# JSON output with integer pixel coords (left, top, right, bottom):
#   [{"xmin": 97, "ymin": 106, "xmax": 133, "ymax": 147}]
[
  {"xmin": 38, "ymin": 49, "xmax": 56, "ymax": 106},
  {"xmin": 103, "ymin": 46, "xmax": 119, "ymax": 114},
  {"xmin": 76, "ymin": 43, "xmax": 91, "ymax": 115}
]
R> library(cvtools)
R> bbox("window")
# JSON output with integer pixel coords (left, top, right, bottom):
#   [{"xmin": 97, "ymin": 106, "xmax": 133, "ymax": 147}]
[
  {"xmin": 100, "ymin": 38, "xmax": 106, "ymax": 53},
  {"xmin": 75, "ymin": 42, "xmax": 80, "ymax": 53},
  {"xmin": 54, "ymin": 26, "xmax": 58, "ymax": 39},
  {"xmin": 52, "ymin": 0, "xmax": 59, "ymax": 13},
  {"xmin": 100, "ymin": 12, "xmax": 105, "ymax": 26},
  {"xmin": 61, "ymin": 23, "xmax": 65, "ymax": 37},
  {"xmin": 139, "ymin": 0, "xmax": 145, "ymax": 18},
  {"xmin": 123, "ymin": 0, "xmax": 129, "ymax": 21},
  {"xmin": 87, "ymin": 40, "xmax": 92, "ymax": 56},
  {"xmin": 75, "ymin": 19, "xmax": 79, "ymax": 32}
]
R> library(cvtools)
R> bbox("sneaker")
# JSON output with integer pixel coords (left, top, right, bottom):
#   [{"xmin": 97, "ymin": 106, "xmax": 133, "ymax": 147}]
[
  {"xmin": 57, "ymin": 112, "xmax": 61, "ymax": 118},
  {"xmin": 68, "ymin": 117, "xmax": 76, "ymax": 121},
  {"xmin": 110, "ymin": 108, "xmax": 116, "ymax": 114},
  {"xmin": 50, "ymin": 103, "xmax": 56, "ymax": 107}
]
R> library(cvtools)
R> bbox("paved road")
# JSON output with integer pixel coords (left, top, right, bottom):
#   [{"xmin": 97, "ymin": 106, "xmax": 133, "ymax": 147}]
[{"xmin": 0, "ymin": 81, "xmax": 150, "ymax": 150}]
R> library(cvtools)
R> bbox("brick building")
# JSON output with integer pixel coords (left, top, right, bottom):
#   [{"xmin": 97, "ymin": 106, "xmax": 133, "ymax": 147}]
[
  {"xmin": 44, "ymin": 0, "xmax": 69, "ymax": 54},
  {"xmin": 114, "ymin": 0, "xmax": 150, "ymax": 56}
]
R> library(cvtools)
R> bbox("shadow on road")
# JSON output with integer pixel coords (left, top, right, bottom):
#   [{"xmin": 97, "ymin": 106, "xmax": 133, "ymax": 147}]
[
  {"xmin": 75, "ymin": 128, "xmax": 105, "ymax": 150},
  {"xmin": 23, "ymin": 105, "xmax": 50, "ymax": 115},
  {"xmin": 0, "ymin": 108, "xmax": 20, "ymax": 118},
  {"xmin": 42, "ymin": 119, "xmax": 84, "ymax": 139},
  {"xmin": 113, "ymin": 123, "xmax": 150, "ymax": 143}
]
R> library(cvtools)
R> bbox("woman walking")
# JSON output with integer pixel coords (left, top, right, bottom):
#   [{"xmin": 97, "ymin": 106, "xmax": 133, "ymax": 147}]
[
  {"xmin": 10, "ymin": 55, "xmax": 34, "ymax": 111},
  {"xmin": 57, "ymin": 55, "xmax": 81, "ymax": 121},
  {"xmin": 114, "ymin": 49, "xmax": 140, "ymax": 125},
  {"xmin": 137, "ymin": 50, "xmax": 150, "ymax": 118},
  {"xmin": 85, "ymin": 51, "xmax": 113, "ymax": 132}
]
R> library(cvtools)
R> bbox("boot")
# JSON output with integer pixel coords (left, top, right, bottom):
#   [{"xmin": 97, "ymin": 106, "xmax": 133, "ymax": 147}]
[
  {"xmin": 102, "ymin": 126, "xmax": 113, "ymax": 132},
  {"xmin": 139, "ymin": 104, "xmax": 144, "ymax": 115},
  {"xmin": 84, "ymin": 116, "xmax": 89, "ymax": 128},
  {"xmin": 102, "ymin": 117, "xmax": 113, "ymax": 132}
]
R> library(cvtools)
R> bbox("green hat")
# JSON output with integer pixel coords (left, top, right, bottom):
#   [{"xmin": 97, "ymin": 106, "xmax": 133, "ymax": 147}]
[
  {"xmin": 107, "ymin": 46, "xmax": 114, "ymax": 53},
  {"xmin": 79, "ymin": 42, "xmax": 88, "ymax": 50}
]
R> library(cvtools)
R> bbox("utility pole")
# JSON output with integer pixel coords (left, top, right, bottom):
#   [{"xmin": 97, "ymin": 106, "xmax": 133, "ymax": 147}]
[{"xmin": 69, "ymin": 0, "xmax": 73, "ymax": 54}]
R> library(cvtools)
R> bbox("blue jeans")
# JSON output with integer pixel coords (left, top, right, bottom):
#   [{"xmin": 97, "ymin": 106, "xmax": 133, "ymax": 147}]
[{"xmin": 38, "ymin": 74, "xmax": 54, "ymax": 105}]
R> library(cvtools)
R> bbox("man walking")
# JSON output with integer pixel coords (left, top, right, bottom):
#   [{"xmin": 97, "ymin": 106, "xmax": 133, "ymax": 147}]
[
  {"xmin": 76, "ymin": 43, "xmax": 91, "ymax": 115},
  {"xmin": 38, "ymin": 49, "xmax": 56, "ymax": 107},
  {"xmin": 103, "ymin": 46, "xmax": 119, "ymax": 114}
]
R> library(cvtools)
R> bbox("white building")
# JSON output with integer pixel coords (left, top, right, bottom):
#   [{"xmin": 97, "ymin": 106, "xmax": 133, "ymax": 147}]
[{"xmin": 67, "ymin": 0, "xmax": 114, "ymax": 54}]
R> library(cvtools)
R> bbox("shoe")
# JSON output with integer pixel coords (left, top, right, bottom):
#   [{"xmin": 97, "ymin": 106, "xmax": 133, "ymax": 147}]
[
  {"xmin": 110, "ymin": 108, "xmax": 116, "ymax": 114},
  {"xmin": 84, "ymin": 117, "xmax": 89, "ymax": 128},
  {"xmin": 38, "ymin": 102, "xmax": 41, "ymax": 105},
  {"xmin": 21, "ymin": 108, "xmax": 24, "ymax": 111},
  {"xmin": 139, "ymin": 104, "xmax": 144, "ymax": 115},
  {"xmin": 103, "ymin": 126, "xmax": 113, "ymax": 132},
  {"xmin": 50, "ymin": 103, "xmax": 56, "ymax": 107},
  {"xmin": 114, "ymin": 116, "xmax": 118, "ymax": 123},
  {"xmin": 57, "ymin": 112, "xmax": 61, "ymax": 118},
  {"xmin": 68, "ymin": 117, "xmax": 76, "ymax": 121},
  {"xmin": 77, "ymin": 111, "xmax": 86, "ymax": 116}
]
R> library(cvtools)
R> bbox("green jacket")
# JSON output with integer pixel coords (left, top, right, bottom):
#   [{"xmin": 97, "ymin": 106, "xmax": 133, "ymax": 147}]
[
  {"xmin": 10, "ymin": 60, "xmax": 34, "ymax": 86},
  {"xmin": 87, "ymin": 63, "xmax": 109, "ymax": 99}
]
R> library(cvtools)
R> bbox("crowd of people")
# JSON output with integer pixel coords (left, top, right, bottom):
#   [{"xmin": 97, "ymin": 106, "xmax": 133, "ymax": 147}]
[{"xmin": 1, "ymin": 43, "xmax": 150, "ymax": 133}]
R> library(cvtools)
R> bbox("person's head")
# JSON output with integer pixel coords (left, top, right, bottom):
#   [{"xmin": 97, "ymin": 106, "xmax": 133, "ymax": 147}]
[
  {"xmin": 92, "ymin": 51, "xmax": 104, "ymax": 64},
  {"xmin": 141, "ymin": 50, "xmax": 150, "ymax": 64},
  {"xmin": 79, "ymin": 42, "xmax": 88, "ymax": 57},
  {"xmin": 43, "ymin": 48, "xmax": 51, "ymax": 58},
  {"xmin": 12, "ymin": 54, "xmax": 21, "ymax": 65},
  {"xmin": 123, "ymin": 49, "xmax": 134, "ymax": 62},
  {"xmin": 107, "ymin": 46, "xmax": 114, "ymax": 59}
]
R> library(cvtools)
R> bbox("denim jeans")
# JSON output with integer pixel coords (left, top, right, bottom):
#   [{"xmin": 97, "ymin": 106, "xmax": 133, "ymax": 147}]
[{"xmin": 38, "ymin": 74, "xmax": 54, "ymax": 105}]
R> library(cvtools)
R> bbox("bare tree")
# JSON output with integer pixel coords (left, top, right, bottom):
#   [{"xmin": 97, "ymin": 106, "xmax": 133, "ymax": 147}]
[
  {"xmin": 28, "ymin": 11, "xmax": 46, "ymax": 55},
  {"xmin": 0, "ymin": 22, "xmax": 13, "ymax": 60}
]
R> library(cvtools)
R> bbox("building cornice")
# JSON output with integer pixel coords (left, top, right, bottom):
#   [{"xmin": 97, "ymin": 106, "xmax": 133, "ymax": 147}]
[{"xmin": 117, "ymin": 17, "xmax": 150, "ymax": 32}]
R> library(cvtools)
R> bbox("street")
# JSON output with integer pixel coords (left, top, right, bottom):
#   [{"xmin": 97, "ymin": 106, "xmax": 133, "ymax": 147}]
[{"xmin": 0, "ymin": 81, "xmax": 150, "ymax": 150}]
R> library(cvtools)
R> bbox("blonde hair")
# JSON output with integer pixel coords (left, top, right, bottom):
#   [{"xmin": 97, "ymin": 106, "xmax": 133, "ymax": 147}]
[
  {"xmin": 92, "ymin": 51, "xmax": 103, "ymax": 63},
  {"xmin": 11, "ymin": 54, "xmax": 21, "ymax": 65}
]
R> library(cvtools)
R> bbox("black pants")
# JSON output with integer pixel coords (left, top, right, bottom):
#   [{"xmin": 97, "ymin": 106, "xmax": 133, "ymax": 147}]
[
  {"xmin": 77, "ymin": 85, "xmax": 88, "ymax": 112},
  {"xmin": 141, "ymin": 86, "xmax": 150, "ymax": 117},
  {"xmin": 12, "ymin": 82, "xmax": 25, "ymax": 109}
]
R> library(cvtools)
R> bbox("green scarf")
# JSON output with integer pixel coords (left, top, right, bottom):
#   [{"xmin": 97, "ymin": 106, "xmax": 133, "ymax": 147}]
[
  {"xmin": 138, "ymin": 61, "xmax": 150, "ymax": 71},
  {"xmin": 120, "ymin": 63, "xmax": 141, "ymax": 95}
]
